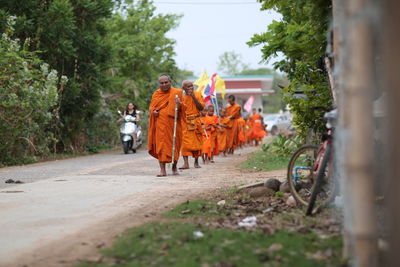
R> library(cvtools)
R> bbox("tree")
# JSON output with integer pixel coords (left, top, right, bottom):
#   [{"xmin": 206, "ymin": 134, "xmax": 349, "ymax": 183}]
[
  {"xmin": 0, "ymin": 17, "xmax": 65, "ymax": 165},
  {"xmin": 103, "ymin": 1, "xmax": 181, "ymax": 111},
  {"xmin": 0, "ymin": 0, "xmax": 114, "ymax": 151},
  {"xmin": 217, "ymin": 51, "xmax": 249, "ymax": 75},
  {"xmin": 248, "ymin": 0, "xmax": 332, "ymax": 137}
]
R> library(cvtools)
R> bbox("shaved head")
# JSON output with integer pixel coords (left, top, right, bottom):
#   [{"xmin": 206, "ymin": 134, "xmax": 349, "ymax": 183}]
[{"xmin": 181, "ymin": 80, "xmax": 192, "ymax": 88}]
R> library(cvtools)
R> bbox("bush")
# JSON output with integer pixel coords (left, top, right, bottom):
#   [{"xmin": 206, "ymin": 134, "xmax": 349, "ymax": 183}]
[
  {"xmin": 0, "ymin": 17, "xmax": 66, "ymax": 165},
  {"xmin": 262, "ymin": 134, "xmax": 302, "ymax": 157}
]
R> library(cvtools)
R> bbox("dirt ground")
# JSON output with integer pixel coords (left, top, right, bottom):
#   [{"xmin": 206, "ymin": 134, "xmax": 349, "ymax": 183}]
[{"xmin": 0, "ymin": 146, "xmax": 285, "ymax": 267}]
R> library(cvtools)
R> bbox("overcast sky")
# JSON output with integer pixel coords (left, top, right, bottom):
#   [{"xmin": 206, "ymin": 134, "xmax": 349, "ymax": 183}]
[{"xmin": 152, "ymin": 0, "xmax": 282, "ymax": 76}]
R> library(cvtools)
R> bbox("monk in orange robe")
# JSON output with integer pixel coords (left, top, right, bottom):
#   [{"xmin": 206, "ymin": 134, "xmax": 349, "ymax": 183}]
[
  {"xmin": 245, "ymin": 116, "xmax": 254, "ymax": 145},
  {"xmin": 201, "ymin": 105, "xmax": 218, "ymax": 163},
  {"xmin": 148, "ymin": 75, "xmax": 184, "ymax": 176},
  {"xmin": 249, "ymin": 108, "xmax": 267, "ymax": 146},
  {"xmin": 217, "ymin": 108, "xmax": 231, "ymax": 156},
  {"xmin": 237, "ymin": 117, "xmax": 245, "ymax": 147},
  {"xmin": 179, "ymin": 80, "xmax": 204, "ymax": 169},
  {"xmin": 226, "ymin": 95, "xmax": 241, "ymax": 154}
]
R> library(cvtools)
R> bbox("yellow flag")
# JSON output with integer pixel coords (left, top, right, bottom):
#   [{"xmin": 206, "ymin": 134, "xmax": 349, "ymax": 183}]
[
  {"xmin": 194, "ymin": 71, "xmax": 209, "ymax": 93},
  {"xmin": 215, "ymin": 75, "xmax": 226, "ymax": 99}
]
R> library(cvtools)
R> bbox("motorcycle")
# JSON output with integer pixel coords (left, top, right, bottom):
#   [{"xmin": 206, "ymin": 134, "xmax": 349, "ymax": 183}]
[{"xmin": 118, "ymin": 110, "xmax": 142, "ymax": 154}]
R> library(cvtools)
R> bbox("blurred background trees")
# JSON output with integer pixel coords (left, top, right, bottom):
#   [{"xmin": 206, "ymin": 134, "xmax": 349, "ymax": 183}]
[{"xmin": 0, "ymin": 0, "xmax": 181, "ymax": 165}]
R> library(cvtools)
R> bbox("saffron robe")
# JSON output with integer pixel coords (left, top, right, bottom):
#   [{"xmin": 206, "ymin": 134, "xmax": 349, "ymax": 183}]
[
  {"xmin": 226, "ymin": 103, "xmax": 241, "ymax": 150},
  {"xmin": 217, "ymin": 116, "xmax": 230, "ymax": 152},
  {"xmin": 148, "ymin": 87, "xmax": 183, "ymax": 163},
  {"xmin": 201, "ymin": 115, "xmax": 218, "ymax": 157},
  {"xmin": 250, "ymin": 114, "xmax": 267, "ymax": 140},
  {"xmin": 181, "ymin": 91, "xmax": 204, "ymax": 157}
]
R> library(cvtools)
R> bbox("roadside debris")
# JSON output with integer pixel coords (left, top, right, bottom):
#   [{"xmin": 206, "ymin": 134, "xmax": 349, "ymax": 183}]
[
  {"xmin": 238, "ymin": 216, "xmax": 257, "ymax": 227},
  {"xmin": 217, "ymin": 200, "xmax": 226, "ymax": 206},
  {"xmin": 5, "ymin": 179, "xmax": 24, "ymax": 184},
  {"xmin": 193, "ymin": 231, "xmax": 204, "ymax": 239}
]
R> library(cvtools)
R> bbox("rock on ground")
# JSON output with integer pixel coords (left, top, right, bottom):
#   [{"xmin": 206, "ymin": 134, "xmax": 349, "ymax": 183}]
[{"xmin": 264, "ymin": 178, "xmax": 281, "ymax": 192}]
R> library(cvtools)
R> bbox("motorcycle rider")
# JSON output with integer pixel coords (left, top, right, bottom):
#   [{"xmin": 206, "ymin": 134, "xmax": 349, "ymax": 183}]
[{"xmin": 124, "ymin": 102, "xmax": 140, "ymax": 119}]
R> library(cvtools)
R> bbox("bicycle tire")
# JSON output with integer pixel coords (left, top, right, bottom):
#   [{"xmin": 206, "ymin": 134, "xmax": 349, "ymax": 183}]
[
  {"xmin": 306, "ymin": 142, "xmax": 333, "ymax": 216},
  {"xmin": 287, "ymin": 144, "xmax": 319, "ymax": 206}
]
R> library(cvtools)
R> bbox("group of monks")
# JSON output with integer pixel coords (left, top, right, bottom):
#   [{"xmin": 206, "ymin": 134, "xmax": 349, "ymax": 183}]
[{"xmin": 148, "ymin": 75, "xmax": 267, "ymax": 177}]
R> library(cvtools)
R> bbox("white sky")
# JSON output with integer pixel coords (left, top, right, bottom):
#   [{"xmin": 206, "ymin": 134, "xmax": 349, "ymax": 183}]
[{"xmin": 153, "ymin": 0, "xmax": 282, "ymax": 76}]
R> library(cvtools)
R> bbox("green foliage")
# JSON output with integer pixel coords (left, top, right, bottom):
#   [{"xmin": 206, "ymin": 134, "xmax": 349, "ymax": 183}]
[
  {"xmin": 241, "ymin": 149, "xmax": 289, "ymax": 171},
  {"xmin": 217, "ymin": 50, "xmax": 250, "ymax": 75},
  {"xmin": 103, "ymin": 1, "xmax": 181, "ymax": 112},
  {"xmin": 0, "ymin": 0, "xmax": 114, "ymax": 151},
  {"xmin": 0, "ymin": 1, "xmax": 182, "ymax": 161},
  {"xmin": 263, "ymin": 134, "xmax": 302, "ymax": 157},
  {"xmin": 248, "ymin": 0, "xmax": 333, "ymax": 137},
  {"xmin": 0, "ymin": 17, "xmax": 65, "ymax": 165},
  {"xmin": 77, "ymin": 222, "xmax": 342, "ymax": 267}
]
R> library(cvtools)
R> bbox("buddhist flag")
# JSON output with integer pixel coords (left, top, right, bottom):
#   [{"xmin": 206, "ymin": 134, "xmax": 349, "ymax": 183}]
[
  {"xmin": 244, "ymin": 95, "xmax": 255, "ymax": 113},
  {"xmin": 215, "ymin": 75, "xmax": 226, "ymax": 99},
  {"xmin": 194, "ymin": 71, "xmax": 209, "ymax": 93},
  {"xmin": 203, "ymin": 73, "xmax": 217, "ymax": 103}
]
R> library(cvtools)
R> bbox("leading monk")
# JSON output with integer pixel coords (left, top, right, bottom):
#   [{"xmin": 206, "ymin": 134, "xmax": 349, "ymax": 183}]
[
  {"xmin": 148, "ymin": 75, "xmax": 183, "ymax": 176},
  {"xmin": 179, "ymin": 80, "xmax": 205, "ymax": 169}
]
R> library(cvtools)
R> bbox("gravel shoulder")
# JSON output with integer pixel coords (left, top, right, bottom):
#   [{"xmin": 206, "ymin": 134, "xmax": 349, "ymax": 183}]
[{"xmin": 0, "ymin": 147, "xmax": 285, "ymax": 267}]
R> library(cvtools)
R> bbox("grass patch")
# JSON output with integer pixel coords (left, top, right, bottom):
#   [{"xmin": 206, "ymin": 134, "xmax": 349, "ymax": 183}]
[
  {"xmin": 240, "ymin": 150, "xmax": 289, "ymax": 171},
  {"xmin": 77, "ymin": 222, "xmax": 342, "ymax": 267},
  {"xmin": 163, "ymin": 200, "xmax": 224, "ymax": 218}
]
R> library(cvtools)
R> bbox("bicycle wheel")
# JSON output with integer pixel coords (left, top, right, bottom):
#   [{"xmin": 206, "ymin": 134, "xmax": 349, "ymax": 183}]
[
  {"xmin": 287, "ymin": 144, "xmax": 319, "ymax": 206},
  {"xmin": 306, "ymin": 143, "xmax": 335, "ymax": 215}
]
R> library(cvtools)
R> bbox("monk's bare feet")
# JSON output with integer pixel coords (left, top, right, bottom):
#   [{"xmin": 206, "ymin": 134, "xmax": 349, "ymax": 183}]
[
  {"xmin": 194, "ymin": 163, "xmax": 201, "ymax": 168},
  {"xmin": 157, "ymin": 162, "xmax": 167, "ymax": 177},
  {"xmin": 172, "ymin": 162, "xmax": 179, "ymax": 175},
  {"xmin": 210, "ymin": 160, "xmax": 215, "ymax": 163},
  {"xmin": 179, "ymin": 165, "xmax": 189, "ymax": 170},
  {"xmin": 156, "ymin": 172, "xmax": 167, "ymax": 177}
]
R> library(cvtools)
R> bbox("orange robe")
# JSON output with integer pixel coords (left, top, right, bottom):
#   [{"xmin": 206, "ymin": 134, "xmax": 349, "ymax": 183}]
[
  {"xmin": 181, "ymin": 91, "xmax": 204, "ymax": 157},
  {"xmin": 237, "ymin": 117, "xmax": 245, "ymax": 145},
  {"xmin": 201, "ymin": 115, "xmax": 218, "ymax": 157},
  {"xmin": 226, "ymin": 103, "xmax": 241, "ymax": 150},
  {"xmin": 245, "ymin": 120, "xmax": 254, "ymax": 142},
  {"xmin": 217, "ymin": 117, "xmax": 230, "ymax": 152},
  {"xmin": 250, "ymin": 114, "xmax": 267, "ymax": 140},
  {"xmin": 148, "ymin": 87, "xmax": 183, "ymax": 163}
]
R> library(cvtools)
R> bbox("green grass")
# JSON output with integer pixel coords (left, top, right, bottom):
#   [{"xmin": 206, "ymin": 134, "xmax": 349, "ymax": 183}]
[
  {"xmin": 76, "ymin": 222, "xmax": 343, "ymax": 267},
  {"xmin": 163, "ymin": 200, "xmax": 225, "ymax": 218},
  {"xmin": 240, "ymin": 150, "xmax": 289, "ymax": 171}
]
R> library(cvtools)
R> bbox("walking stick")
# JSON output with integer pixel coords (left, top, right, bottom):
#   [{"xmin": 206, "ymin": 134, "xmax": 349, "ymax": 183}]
[{"xmin": 171, "ymin": 95, "xmax": 179, "ymax": 163}]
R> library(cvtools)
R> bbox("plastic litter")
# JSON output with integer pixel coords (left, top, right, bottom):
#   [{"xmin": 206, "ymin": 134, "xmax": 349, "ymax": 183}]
[
  {"xmin": 193, "ymin": 231, "xmax": 204, "ymax": 239},
  {"xmin": 238, "ymin": 216, "xmax": 257, "ymax": 227}
]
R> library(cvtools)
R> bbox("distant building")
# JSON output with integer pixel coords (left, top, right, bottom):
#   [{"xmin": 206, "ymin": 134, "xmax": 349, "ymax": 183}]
[{"xmin": 188, "ymin": 75, "xmax": 275, "ymax": 114}]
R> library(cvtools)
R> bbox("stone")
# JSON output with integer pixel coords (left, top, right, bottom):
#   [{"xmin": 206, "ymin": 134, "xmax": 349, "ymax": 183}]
[
  {"xmin": 264, "ymin": 178, "xmax": 281, "ymax": 192},
  {"xmin": 248, "ymin": 187, "xmax": 275, "ymax": 198},
  {"xmin": 286, "ymin": 195, "xmax": 297, "ymax": 207},
  {"xmin": 279, "ymin": 181, "xmax": 291, "ymax": 193}
]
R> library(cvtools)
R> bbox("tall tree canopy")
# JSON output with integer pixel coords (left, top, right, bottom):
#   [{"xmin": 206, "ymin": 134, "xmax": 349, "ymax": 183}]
[
  {"xmin": 104, "ymin": 1, "xmax": 181, "ymax": 111},
  {"xmin": 0, "ymin": 0, "xmax": 182, "ymax": 158},
  {"xmin": 248, "ymin": 0, "xmax": 332, "ymax": 137},
  {"xmin": 0, "ymin": 0, "xmax": 114, "ymax": 149}
]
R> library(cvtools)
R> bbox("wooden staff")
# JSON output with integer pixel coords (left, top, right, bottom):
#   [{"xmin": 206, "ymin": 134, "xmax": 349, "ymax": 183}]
[{"xmin": 171, "ymin": 95, "xmax": 179, "ymax": 163}]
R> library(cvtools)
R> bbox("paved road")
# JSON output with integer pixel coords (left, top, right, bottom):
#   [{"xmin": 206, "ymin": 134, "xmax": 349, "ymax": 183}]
[
  {"xmin": 0, "ymin": 147, "xmax": 263, "ymax": 267},
  {"xmin": 0, "ymin": 149, "xmax": 147, "ymax": 188}
]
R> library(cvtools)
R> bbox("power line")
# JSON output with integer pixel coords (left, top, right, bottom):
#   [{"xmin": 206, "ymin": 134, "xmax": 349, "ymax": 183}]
[{"xmin": 154, "ymin": 1, "xmax": 258, "ymax": 5}]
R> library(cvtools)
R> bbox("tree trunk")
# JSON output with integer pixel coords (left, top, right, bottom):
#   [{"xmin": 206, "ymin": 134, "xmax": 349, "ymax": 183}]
[
  {"xmin": 336, "ymin": 0, "xmax": 379, "ymax": 266},
  {"xmin": 381, "ymin": 1, "xmax": 400, "ymax": 266}
]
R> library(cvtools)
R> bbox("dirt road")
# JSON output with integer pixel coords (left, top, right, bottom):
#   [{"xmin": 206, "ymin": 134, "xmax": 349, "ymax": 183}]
[{"xmin": 0, "ymin": 147, "xmax": 284, "ymax": 267}]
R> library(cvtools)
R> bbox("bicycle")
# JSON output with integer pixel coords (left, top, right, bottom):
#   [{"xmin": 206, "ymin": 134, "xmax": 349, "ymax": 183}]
[{"xmin": 286, "ymin": 108, "xmax": 337, "ymax": 215}]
